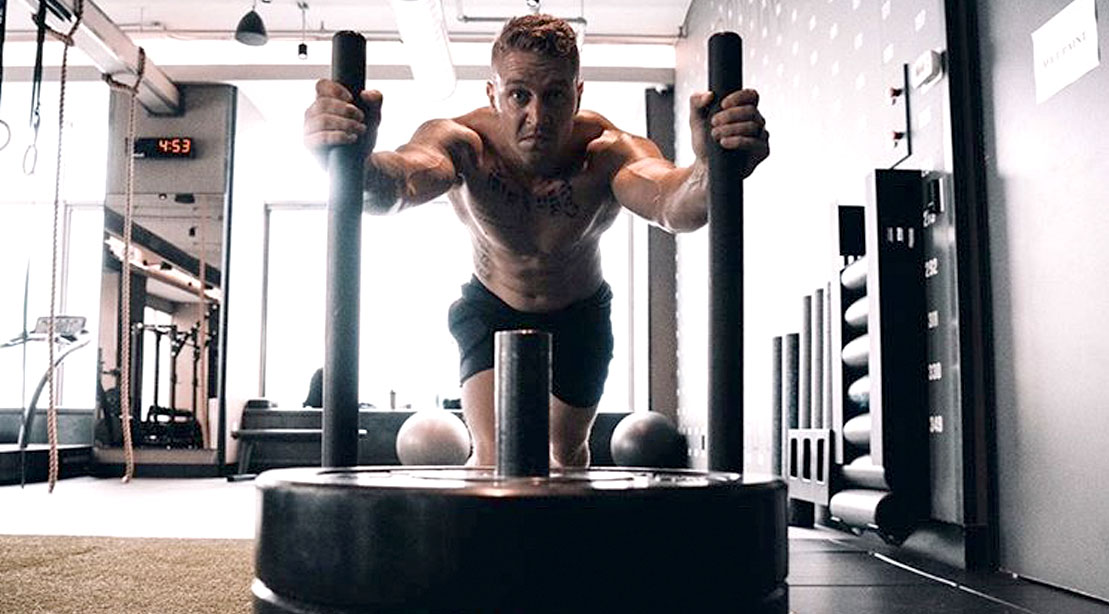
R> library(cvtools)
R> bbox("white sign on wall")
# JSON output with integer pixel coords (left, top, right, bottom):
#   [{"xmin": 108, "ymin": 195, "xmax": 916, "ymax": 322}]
[{"xmin": 1031, "ymin": 0, "xmax": 1101, "ymax": 103}]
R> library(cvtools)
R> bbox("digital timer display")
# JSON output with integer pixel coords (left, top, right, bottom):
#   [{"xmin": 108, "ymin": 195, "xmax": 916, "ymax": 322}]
[{"xmin": 133, "ymin": 137, "xmax": 196, "ymax": 159}]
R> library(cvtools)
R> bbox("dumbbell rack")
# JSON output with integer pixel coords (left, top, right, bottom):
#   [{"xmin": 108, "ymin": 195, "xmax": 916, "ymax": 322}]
[{"xmin": 784, "ymin": 170, "xmax": 930, "ymax": 544}]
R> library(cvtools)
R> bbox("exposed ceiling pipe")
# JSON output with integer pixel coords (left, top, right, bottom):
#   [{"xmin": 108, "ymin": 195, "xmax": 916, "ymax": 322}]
[
  {"xmin": 4, "ymin": 28, "xmax": 679, "ymax": 45},
  {"xmin": 388, "ymin": 0, "xmax": 456, "ymax": 99},
  {"xmin": 455, "ymin": 0, "xmax": 587, "ymax": 26}
]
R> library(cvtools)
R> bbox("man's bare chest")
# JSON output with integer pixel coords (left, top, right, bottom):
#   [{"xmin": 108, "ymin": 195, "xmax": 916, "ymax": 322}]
[{"xmin": 454, "ymin": 160, "xmax": 618, "ymax": 250}]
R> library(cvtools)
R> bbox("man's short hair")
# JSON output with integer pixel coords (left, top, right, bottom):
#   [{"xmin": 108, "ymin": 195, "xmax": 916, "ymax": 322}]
[{"xmin": 491, "ymin": 14, "xmax": 580, "ymax": 78}]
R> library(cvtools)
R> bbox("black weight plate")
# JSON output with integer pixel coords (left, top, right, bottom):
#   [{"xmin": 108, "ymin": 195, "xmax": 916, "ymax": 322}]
[
  {"xmin": 841, "ymin": 257, "xmax": 867, "ymax": 291},
  {"xmin": 841, "ymin": 455, "xmax": 888, "ymax": 490},
  {"xmin": 829, "ymin": 488, "xmax": 916, "ymax": 544},
  {"xmin": 842, "ymin": 334, "xmax": 869, "ymax": 369},
  {"xmin": 845, "ymin": 296, "xmax": 868, "ymax": 330},
  {"xmin": 848, "ymin": 375, "xmax": 871, "ymax": 408},
  {"xmin": 254, "ymin": 467, "xmax": 787, "ymax": 613},
  {"xmin": 844, "ymin": 413, "xmax": 871, "ymax": 449}
]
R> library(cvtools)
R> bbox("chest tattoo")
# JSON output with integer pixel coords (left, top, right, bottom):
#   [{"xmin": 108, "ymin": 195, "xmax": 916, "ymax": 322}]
[{"xmin": 486, "ymin": 166, "xmax": 579, "ymax": 219}]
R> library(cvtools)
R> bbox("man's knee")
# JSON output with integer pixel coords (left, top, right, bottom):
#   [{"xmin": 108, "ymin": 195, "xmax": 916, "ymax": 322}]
[{"xmin": 550, "ymin": 435, "xmax": 591, "ymax": 467}]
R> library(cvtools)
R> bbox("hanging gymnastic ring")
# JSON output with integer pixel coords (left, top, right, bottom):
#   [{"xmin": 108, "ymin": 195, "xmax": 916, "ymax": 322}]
[{"xmin": 23, "ymin": 142, "xmax": 37, "ymax": 175}]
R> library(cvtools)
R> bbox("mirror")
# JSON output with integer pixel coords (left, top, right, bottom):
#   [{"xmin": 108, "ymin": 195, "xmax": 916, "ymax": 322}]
[
  {"xmin": 95, "ymin": 193, "xmax": 224, "ymax": 451},
  {"xmin": 94, "ymin": 84, "xmax": 240, "ymax": 464}
]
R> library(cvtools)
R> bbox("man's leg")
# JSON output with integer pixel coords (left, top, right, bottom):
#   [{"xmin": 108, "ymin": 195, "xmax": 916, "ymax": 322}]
[
  {"xmin": 547, "ymin": 282, "xmax": 611, "ymax": 468},
  {"xmin": 461, "ymin": 369, "xmax": 495, "ymax": 466},
  {"xmin": 549, "ymin": 396, "xmax": 597, "ymax": 467},
  {"xmin": 463, "ymin": 370, "xmax": 597, "ymax": 468}
]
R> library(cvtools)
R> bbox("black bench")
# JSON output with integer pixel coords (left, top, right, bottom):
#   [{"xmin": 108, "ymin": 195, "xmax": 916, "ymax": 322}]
[{"xmin": 231, "ymin": 428, "xmax": 368, "ymax": 478}]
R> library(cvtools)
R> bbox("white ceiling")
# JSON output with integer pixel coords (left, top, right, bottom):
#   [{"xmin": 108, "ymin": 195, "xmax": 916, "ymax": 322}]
[{"xmin": 86, "ymin": 0, "xmax": 693, "ymax": 43}]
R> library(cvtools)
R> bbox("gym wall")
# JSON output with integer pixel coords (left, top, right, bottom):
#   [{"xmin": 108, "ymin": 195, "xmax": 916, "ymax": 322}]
[
  {"xmin": 977, "ymin": 0, "xmax": 1109, "ymax": 601},
  {"xmin": 673, "ymin": 0, "xmax": 972, "ymax": 547}
]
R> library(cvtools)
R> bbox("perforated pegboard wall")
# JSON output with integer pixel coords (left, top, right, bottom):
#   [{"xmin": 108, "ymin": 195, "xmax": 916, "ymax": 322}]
[{"xmin": 672, "ymin": 0, "xmax": 966, "ymax": 527}]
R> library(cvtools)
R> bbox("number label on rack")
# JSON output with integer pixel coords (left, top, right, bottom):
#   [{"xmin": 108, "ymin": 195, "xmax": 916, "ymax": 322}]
[{"xmin": 924, "ymin": 257, "xmax": 939, "ymax": 278}]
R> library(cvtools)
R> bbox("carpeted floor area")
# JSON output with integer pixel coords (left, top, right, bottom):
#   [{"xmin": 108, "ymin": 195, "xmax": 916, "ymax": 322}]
[{"xmin": 0, "ymin": 535, "xmax": 254, "ymax": 614}]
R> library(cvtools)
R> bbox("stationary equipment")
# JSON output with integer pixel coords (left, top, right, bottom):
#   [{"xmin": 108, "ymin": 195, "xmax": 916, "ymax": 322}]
[
  {"xmin": 132, "ymin": 322, "xmax": 205, "ymax": 449},
  {"xmin": 251, "ymin": 30, "xmax": 788, "ymax": 614},
  {"xmin": 0, "ymin": 316, "xmax": 90, "ymax": 485},
  {"xmin": 1, "ymin": 316, "xmax": 90, "ymax": 451}
]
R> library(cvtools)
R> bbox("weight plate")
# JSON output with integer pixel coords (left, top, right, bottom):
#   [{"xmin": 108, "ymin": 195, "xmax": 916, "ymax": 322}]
[
  {"xmin": 845, "ymin": 296, "xmax": 868, "ymax": 330},
  {"xmin": 844, "ymin": 412, "xmax": 871, "ymax": 449},
  {"xmin": 848, "ymin": 375, "xmax": 871, "ymax": 407},
  {"xmin": 842, "ymin": 334, "xmax": 870, "ymax": 369},
  {"xmin": 841, "ymin": 454, "xmax": 888, "ymax": 490},
  {"xmin": 254, "ymin": 467, "xmax": 788, "ymax": 613},
  {"xmin": 840, "ymin": 257, "xmax": 867, "ymax": 291}
]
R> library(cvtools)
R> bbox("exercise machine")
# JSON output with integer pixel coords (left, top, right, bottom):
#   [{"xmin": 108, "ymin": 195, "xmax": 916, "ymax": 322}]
[
  {"xmin": 131, "ymin": 321, "xmax": 205, "ymax": 449},
  {"xmin": 1, "ymin": 315, "xmax": 90, "ymax": 450}
]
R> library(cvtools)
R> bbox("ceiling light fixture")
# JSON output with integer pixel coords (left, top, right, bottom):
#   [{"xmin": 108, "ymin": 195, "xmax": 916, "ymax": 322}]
[
  {"xmin": 297, "ymin": 1, "xmax": 309, "ymax": 60},
  {"xmin": 389, "ymin": 0, "xmax": 458, "ymax": 100},
  {"xmin": 235, "ymin": 0, "xmax": 269, "ymax": 46}
]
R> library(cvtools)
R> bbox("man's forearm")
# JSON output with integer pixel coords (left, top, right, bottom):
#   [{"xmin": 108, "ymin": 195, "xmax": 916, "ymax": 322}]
[
  {"xmin": 363, "ymin": 148, "xmax": 457, "ymax": 215},
  {"xmin": 657, "ymin": 158, "xmax": 709, "ymax": 233},
  {"xmin": 362, "ymin": 152, "xmax": 407, "ymax": 215}
]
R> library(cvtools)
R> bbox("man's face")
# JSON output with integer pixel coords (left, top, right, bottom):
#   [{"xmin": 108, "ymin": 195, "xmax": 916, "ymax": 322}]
[{"xmin": 487, "ymin": 50, "xmax": 582, "ymax": 169}]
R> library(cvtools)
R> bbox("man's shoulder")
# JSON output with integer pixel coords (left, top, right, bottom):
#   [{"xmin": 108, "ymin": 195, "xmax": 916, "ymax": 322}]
[
  {"xmin": 451, "ymin": 108, "xmax": 497, "ymax": 137},
  {"xmin": 410, "ymin": 112, "xmax": 487, "ymax": 153},
  {"xmin": 576, "ymin": 109, "xmax": 616, "ymax": 130},
  {"xmin": 576, "ymin": 110, "xmax": 648, "ymax": 159}
]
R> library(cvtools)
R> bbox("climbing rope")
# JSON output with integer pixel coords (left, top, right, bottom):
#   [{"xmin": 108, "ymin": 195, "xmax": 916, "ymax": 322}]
[
  {"xmin": 44, "ymin": 0, "xmax": 84, "ymax": 493},
  {"xmin": 103, "ymin": 47, "xmax": 146, "ymax": 484}
]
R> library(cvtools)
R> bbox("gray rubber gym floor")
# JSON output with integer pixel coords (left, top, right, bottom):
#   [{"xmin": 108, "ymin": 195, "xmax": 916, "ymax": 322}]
[{"xmin": 2, "ymin": 477, "xmax": 1108, "ymax": 613}]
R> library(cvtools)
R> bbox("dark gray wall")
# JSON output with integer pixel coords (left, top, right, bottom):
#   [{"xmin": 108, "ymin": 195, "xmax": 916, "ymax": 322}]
[
  {"xmin": 0, "ymin": 409, "xmax": 94, "ymax": 445},
  {"xmin": 977, "ymin": 0, "xmax": 1109, "ymax": 600}
]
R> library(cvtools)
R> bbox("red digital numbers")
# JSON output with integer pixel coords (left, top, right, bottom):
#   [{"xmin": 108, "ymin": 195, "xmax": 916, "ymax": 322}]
[{"xmin": 156, "ymin": 137, "xmax": 193, "ymax": 156}]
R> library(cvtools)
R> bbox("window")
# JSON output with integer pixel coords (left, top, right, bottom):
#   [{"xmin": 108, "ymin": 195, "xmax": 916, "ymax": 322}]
[
  {"xmin": 0, "ymin": 81, "xmax": 107, "ymax": 411},
  {"xmin": 0, "ymin": 203, "xmax": 102, "ymax": 410},
  {"xmin": 263, "ymin": 203, "xmax": 638, "ymax": 412}
]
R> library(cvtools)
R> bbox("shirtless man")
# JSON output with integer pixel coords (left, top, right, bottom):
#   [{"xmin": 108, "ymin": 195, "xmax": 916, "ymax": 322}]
[{"xmin": 303, "ymin": 14, "xmax": 769, "ymax": 467}]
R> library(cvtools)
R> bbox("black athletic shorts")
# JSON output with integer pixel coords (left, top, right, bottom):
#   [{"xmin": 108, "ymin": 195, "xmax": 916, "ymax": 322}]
[{"xmin": 447, "ymin": 276, "xmax": 614, "ymax": 408}]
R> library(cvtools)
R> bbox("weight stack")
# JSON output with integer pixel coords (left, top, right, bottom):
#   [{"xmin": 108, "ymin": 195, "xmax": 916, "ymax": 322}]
[{"xmin": 827, "ymin": 172, "xmax": 930, "ymax": 545}]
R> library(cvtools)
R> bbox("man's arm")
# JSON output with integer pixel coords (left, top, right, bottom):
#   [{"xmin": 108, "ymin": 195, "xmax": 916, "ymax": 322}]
[
  {"xmin": 364, "ymin": 119, "xmax": 482, "ymax": 214},
  {"xmin": 610, "ymin": 139, "xmax": 710, "ymax": 233},
  {"xmin": 608, "ymin": 89, "xmax": 769, "ymax": 233},
  {"xmin": 302, "ymin": 78, "xmax": 481, "ymax": 215}
]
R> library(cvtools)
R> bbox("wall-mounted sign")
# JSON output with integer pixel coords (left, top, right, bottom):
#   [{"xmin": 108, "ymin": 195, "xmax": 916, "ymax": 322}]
[{"xmin": 1032, "ymin": 0, "xmax": 1100, "ymax": 103}]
